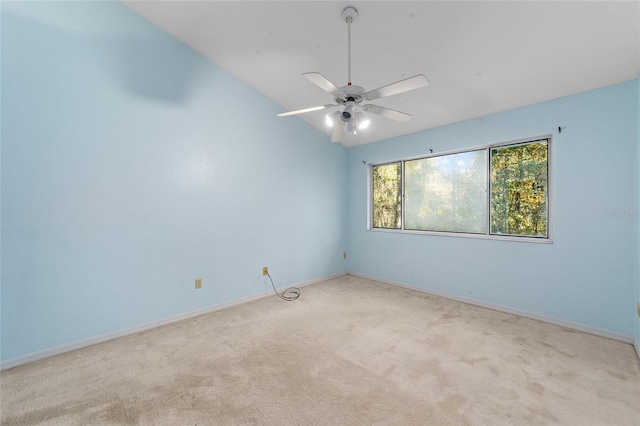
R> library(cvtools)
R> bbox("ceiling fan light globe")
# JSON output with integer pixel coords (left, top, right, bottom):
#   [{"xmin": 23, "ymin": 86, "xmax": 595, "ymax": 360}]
[
  {"xmin": 340, "ymin": 111, "xmax": 352, "ymax": 122},
  {"xmin": 325, "ymin": 114, "xmax": 334, "ymax": 127}
]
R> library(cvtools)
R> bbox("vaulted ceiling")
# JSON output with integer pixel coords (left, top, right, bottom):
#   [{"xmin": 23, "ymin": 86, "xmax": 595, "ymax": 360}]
[{"xmin": 123, "ymin": 1, "xmax": 640, "ymax": 147}]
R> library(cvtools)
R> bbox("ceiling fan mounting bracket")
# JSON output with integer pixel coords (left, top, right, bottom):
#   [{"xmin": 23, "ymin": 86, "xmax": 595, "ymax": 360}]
[{"xmin": 341, "ymin": 6, "xmax": 358, "ymax": 24}]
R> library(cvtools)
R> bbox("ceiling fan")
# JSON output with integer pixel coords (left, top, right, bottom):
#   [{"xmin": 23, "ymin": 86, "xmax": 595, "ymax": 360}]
[{"xmin": 277, "ymin": 6, "xmax": 429, "ymax": 143}]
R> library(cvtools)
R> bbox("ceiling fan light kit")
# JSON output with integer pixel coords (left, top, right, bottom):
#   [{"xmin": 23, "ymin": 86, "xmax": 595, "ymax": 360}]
[{"xmin": 277, "ymin": 6, "xmax": 429, "ymax": 143}]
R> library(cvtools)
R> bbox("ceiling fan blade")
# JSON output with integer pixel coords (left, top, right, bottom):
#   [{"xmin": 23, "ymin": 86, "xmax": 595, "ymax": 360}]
[
  {"xmin": 362, "ymin": 74, "xmax": 429, "ymax": 101},
  {"xmin": 277, "ymin": 104, "xmax": 337, "ymax": 117},
  {"xmin": 363, "ymin": 104, "xmax": 412, "ymax": 122},
  {"xmin": 303, "ymin": 72, "xmax": 345, "ymax": 97},
  {"xmin": 331, "ymin": 122, "xmax": 345, "ymax": 143}
]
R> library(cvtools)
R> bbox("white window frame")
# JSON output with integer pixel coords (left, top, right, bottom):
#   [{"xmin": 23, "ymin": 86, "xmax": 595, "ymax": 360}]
[{"xmin": 368, "ymin": 135, "xmax": 552, "ymax": 243}]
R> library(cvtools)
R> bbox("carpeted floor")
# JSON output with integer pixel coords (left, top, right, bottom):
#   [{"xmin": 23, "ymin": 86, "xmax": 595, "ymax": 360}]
[{"xmin": 1, "ymin": 275, "xmax": 639, "ymax": 425}]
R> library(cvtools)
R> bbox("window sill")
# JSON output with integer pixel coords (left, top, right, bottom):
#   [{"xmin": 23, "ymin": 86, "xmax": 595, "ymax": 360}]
[{"xmin": 368, "ymin": 227, "xmax": 553, "ymax": 244}]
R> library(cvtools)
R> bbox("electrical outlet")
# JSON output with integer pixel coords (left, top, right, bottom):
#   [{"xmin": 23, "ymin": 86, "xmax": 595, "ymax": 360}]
[
  {"xmin": 195, "ymin": 278, "xmax": 203, "ymax": 289},
  {"xmin": 263, "ymin": 267, "xmax": 268, "ymax": 276}
]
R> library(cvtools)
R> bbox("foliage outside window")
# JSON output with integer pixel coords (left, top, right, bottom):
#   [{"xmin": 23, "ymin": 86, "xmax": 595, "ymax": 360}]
[
  {"xmin": 371, "ymin": 138, "xmax": 549, "ymax": 240},
  {"xmin": 372, "ymin": 162, "xmax": 402, "ymax": 229},
  {"xmin": 405, "ymin": 150, "xmax": 486, "ymax": 234},
  {"xmin": 490, "ymin": 141, "xmax": 548, "ymax": 237}
]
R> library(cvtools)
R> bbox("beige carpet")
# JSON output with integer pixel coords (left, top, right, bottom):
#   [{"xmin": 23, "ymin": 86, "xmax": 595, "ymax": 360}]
[{"xmin": 1, "ymin": 275, "xmax": 639, "ymax": 425}]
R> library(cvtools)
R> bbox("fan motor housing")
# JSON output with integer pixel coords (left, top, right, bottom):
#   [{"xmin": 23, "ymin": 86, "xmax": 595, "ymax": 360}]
[{"xmin": 335, "ymin": 85, "xmax": 365, "ymax": 105}]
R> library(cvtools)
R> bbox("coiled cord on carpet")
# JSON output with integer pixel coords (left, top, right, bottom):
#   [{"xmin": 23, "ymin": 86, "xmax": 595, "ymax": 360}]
[{"xmin": 267, "ymin": 273, "xmax": 300, "ymax": 301}]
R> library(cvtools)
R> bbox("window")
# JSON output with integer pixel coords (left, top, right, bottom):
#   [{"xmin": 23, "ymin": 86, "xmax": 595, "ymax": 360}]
[
  {"xmin": 490, "ymin": 141, "xmax": 548, "ymax": 237},
  {"xmin": 371, "ymin": 162, "xmax": 402, "ymax": 229},
  {"xmin": 405, "ymin": 150, "xmax": 486, "ymax": 234},
  {"xmin": 371, "ymin": 137, "xmax": 550, "ymax": 240}
]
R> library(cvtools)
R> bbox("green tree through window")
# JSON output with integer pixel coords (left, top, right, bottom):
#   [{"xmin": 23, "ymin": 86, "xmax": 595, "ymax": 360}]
[
  {"xmin": 490, "ymin": 140, "xmax": 548, "ymax": 237},
  {"xmin": 370, "ymin": 138, "xmax": 550, "ymax": 239},
  {"xmin": 372, "ymin": 162, "xmax": 402, "ymax": 229}
]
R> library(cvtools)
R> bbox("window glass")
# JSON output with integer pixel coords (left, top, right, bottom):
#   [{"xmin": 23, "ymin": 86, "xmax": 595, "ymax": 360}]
[
  {"xmin": 490, "ymin": 140, "xmax": 548, "ymax": 237},
  {"xmin": 372, "ymin": 162, "xmax": 402, "ymax": 229},
  {"xmin": 405, "ymin": 150, "xmax": 487, "ymax": 233},
  {"xmin": 369, "ymin": 137, "xmax": 550, "ymax": 241}
]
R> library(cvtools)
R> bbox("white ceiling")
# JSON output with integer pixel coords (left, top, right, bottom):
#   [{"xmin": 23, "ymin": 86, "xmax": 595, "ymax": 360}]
[{"xmin": 122, "ymin": 1, "xmax": 640, "ymax": 147}]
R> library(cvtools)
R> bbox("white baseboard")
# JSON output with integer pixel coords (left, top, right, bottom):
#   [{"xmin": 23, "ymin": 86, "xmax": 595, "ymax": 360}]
[
  {"xmin": 0, "ymin": 271, "xmax": 347, "ymax": 371},
  {"xmin": 348, "ymin": 272, "xmax": 634, "ymax": 344}
]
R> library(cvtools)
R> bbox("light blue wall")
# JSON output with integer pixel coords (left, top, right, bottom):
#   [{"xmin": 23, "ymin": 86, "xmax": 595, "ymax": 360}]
[
  {"xmin": 347, "ymin": 80, "xmax": 639, "ymax": 338},
  {"xmin": 1, "ymin": 1, "xmax": 347, "ymax": 362}
]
